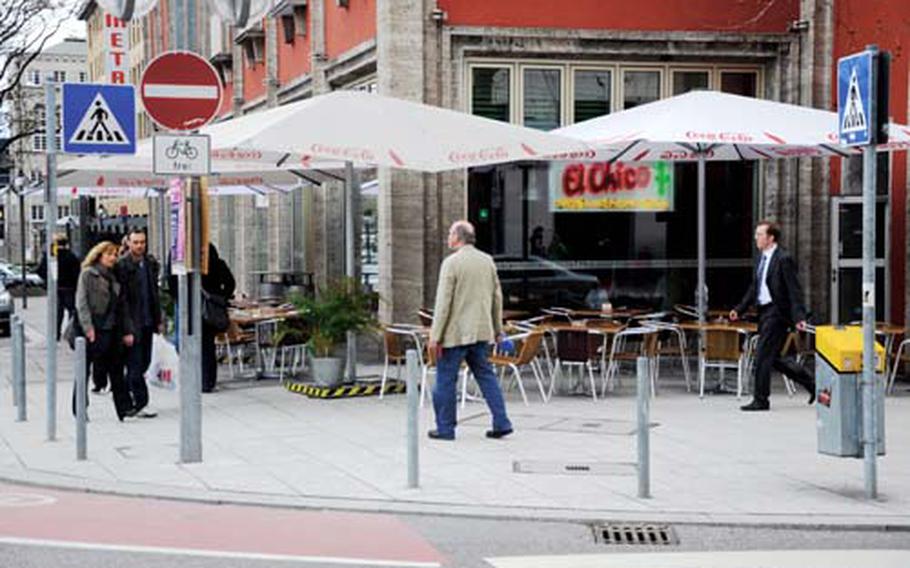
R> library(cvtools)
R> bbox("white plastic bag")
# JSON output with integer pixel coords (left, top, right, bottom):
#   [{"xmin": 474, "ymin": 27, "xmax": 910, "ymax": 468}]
[{"xmin": 145, "ymin": 334, "xmax": 179, "ymax": 390}]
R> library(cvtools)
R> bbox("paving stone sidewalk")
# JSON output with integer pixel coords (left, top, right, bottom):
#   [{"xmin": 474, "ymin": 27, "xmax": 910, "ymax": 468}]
[{"xmin": 1, "ymin": 299, "xmax": 909, "ymax": 527}]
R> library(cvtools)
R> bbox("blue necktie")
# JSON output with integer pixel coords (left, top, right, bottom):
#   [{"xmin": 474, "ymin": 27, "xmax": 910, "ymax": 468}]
[{"xmin": 756, "ymin": 255, "xmax": 767, "ymax": 302}]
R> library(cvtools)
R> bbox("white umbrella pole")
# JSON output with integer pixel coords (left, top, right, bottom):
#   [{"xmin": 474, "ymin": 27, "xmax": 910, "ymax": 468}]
[
  {"xmin": 344, "ymin": 161, "xmax": 357, "ymax": 383},
  {"xmin": 697, "ymin": 154, "xmax": 706, "ymax": 325}
]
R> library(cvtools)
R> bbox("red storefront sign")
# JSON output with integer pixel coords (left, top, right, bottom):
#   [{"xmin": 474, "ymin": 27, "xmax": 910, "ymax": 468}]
[{"xmin": 549, "ymin": 161, "xmax": 675, "ymax": 212}]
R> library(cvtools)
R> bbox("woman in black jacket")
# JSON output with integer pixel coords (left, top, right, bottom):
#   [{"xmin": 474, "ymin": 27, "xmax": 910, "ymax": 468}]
[
  {"xmin": 201, "ymin": 244, "xmax": 235, "ymax": 392},
  {"xmin": 168, "ymin": 243, "xmax": 236, "ymax": 392}
]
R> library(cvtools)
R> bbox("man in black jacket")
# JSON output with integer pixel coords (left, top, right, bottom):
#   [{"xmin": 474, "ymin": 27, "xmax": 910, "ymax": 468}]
[
  {"xmin": 115, "ymin": 229, "xmax": 161, "ymax": 417},
  {"xmin": 730, "ymin": 221, "xmax": 815, "ymax": 411},
  {"xmin": 36, "ymin": 235, "xmax": 81, "ymax": 340}
]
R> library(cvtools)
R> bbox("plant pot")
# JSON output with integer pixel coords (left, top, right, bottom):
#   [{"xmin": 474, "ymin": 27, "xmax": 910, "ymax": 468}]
[{"xmin": 311, "ymin": 356, "xmax": 344, "ymax": 387}]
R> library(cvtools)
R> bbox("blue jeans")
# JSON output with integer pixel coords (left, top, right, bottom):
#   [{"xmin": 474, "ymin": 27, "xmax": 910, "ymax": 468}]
[{"xmin": 432, "ymin": 341, "xmax": 512, "ymax": 438}]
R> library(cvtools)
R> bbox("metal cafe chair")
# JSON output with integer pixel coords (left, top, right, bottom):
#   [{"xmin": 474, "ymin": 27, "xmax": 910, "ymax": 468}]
[
  {"xmin": 699, "ymin": 325, "xmax": 750, "ymax": 399},
  {"xmin": 254, "ymin": 318, "xmax": 306, "ymax": 382},
  {"xmin": 888, "ymin": 338, "xmax": 910, "ymax": 394},
  {"xmin": 634, "ymin": 314, "xmax": 692, "ymax": 393},
  {"xmin": 490, "ymin": 331, "xmax": 549, "ymax": 405},
  {"xmin": 601, "ymin": 326, "xmax": 659, "ymax": 397},
  {"xmin": 381, "ymin": 324, "xmax": 426, "ymax": 399},
  {"xmin": 549, "ymin": 328, "xmax": 600, "ymax": 401},
  {"xmin": 417, "ymin": 308, "xmax": 434, "ymax": 327}
]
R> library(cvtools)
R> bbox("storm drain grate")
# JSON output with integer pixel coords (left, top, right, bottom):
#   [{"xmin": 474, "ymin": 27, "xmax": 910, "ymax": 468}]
[{"xmin": 592, "ymin": 523, "xmax": 678, "ymax": 546}]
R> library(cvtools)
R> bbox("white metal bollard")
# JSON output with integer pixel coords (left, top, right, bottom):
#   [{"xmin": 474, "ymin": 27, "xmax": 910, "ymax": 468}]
[
  {"xmin": 636, "ymin": 356, "xmax": 651, "ymax": 498},
  {"xmin": 14, "ymin": 317, "xmax": 26, "ymax": 422},
  {"xmin": 406, "ymin": 349, "xmax": 420, "ymax": 488},
  {"xmin": 75, "ymin": 337, "xmax": 87, "ymax": 460}
]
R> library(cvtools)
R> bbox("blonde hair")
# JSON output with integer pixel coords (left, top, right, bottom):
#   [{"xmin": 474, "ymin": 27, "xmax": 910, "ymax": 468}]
[{"xmin": 82, "ymin": 241, "xmax": 119, "ymax": 269}]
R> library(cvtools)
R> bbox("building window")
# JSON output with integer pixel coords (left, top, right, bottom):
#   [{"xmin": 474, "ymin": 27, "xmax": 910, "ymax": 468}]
[
  {"xmin": 53, "ymin": 70, "xmax": 66, "ymax": 82},
  {"xmin": 278, "ymin": 2, "xmax": 308, "ymax": 44},
  {"xmin": 471, "ymin": 67, "xmax": 511, "ymax": 123},
  {"xmin": 0, "ymin": 204, "xmax": 5, "ymax": 240},
  {"xmin": 622, "ymin": 69, "xmax": 661, "ymax": 109},
  {"xmin": 30, "ymin": 70, "xmax": 41, "ymax": 85},
  {"xmin": 33, "ymin": 134, "xmax": 46, "ymax": 151},
  {"xmin": 672, "ymin": 70, "xmax": 710, "ymax": 95},
  {"xmin": 720, "ymin": 71, "xmax": 758, "ymax": 97},
  {"xmin": 58, "ymin": 205, "xmax": 70, "ymax": 218},
  {"xmin": 573, "ymin": 69, "xmax": 612, "ymax": 123},
  {"xmin": 31, "ymin": 205, "xmax": 45, "ymax": 222},
  {"xmin": 79, "ymin": 71, "xmax": 87, "ymax": 82},
  {"xmin": 235, "ymin": 26, "xmax": 265, "ymax": 65},
  {"xmin": 522, "ymin": 68, "xmax": 562, "ymax": 131}
]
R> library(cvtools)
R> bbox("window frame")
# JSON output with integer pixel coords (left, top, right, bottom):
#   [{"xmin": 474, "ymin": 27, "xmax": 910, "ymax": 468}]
[
  {"xmin": 619, "ymin": 66, "xmax": 664, "ymax": 111},
  {"xmin": 518, "ymin": 64, "xmax": 564, "ymax": 131},
  {"xmin": 568, "ymin": 65, "xmax": 617, "ymax": 124},
  {"xmin": 467, "ymin": 63, "xmax": 516, "ymax": 124}
]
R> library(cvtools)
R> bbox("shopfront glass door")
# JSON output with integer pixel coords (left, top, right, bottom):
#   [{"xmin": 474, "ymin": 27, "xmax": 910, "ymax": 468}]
[{"xmin": 831, "ymin": 196, "xmax": 888, "ymax": 324}]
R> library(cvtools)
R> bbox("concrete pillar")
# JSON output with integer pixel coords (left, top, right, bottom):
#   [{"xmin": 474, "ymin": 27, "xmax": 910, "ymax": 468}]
[
  {"xmin": 376, "ymin": 0, "xmax": 427, "ymax": 324},
  {"xmin": 799, "ymin": 0, "xmax": 835, "ymax": 321},
  {"xmin": 265, "ymin": 16, "xmax": 279, "ymax": 107}
]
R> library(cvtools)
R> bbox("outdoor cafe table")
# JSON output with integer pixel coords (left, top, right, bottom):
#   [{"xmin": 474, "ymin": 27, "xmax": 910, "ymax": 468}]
[{"xmin": 229, "ymin": 306, "xmax": 300, "ymax": 327}]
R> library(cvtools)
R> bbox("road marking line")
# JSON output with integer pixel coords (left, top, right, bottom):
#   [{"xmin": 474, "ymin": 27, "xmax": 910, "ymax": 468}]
[
  {"xmin": 485, "ymin": 549, "xmax": 910, "ymax": 568},
  {"xmin": 0, "ymin": 536, "xmax": 441, "ymax": 567},
  {"xmin": 0, "ymin": 493, "xmax": 57, "ymax": 507},
  {"xmin": 142, "ymin": 84, "xmax": 219, "ymax": 99}
]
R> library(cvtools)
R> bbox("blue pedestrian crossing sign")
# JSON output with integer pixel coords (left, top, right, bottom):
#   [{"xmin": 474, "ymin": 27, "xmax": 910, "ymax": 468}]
[
  {"xmin": 838, "ymin": 51, "xmax": 873, "ymax": 147},
  {"xmin": 62, "ymin": 83, "xmax": 136, "ymax": 155}
]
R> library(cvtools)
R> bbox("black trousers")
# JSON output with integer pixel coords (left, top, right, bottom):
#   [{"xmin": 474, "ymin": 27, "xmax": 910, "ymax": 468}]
[
  {"xmin": 202, "ymin": 325, "xmax": 217, "ymax": 392},
  {"xmin": 73, "ymin": 330, "xmax": 132, "ymax": 420},
  {"xmin": 125, "ymin": 326, "xmax": 154, "ymax": 412},
  {"xmin": 57, "ymin": 288, "xmax": 76, "ymax": 341},
  {"xmin": 753, "ymin": 304, "xmax": 815, "ymax": 404}
]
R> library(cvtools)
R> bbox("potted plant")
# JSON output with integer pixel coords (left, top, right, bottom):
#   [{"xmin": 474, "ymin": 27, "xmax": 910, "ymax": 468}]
[{"xmin": 288, "ymin": 277, "xmax": 377, "ymax": 387}]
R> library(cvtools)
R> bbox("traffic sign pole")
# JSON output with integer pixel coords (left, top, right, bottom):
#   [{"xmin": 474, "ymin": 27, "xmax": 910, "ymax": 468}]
[
  {"xmin": 861, "ymin": 45, "xmax": 879, "ymax": 500},
  {"xmin": 140, "ymin": 49, "xmax": 222, "ymax": 465},
  {"xmin": 44, "ymin": 74, "xmax": 58, "ymax": 442}
]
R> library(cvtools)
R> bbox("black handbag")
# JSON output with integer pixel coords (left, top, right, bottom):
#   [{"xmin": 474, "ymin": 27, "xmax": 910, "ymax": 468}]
[
  {"xmin": 201, "ymin": 290, "xmax": 230, "ymax": 332},
  {"xmin": 63, "ymin": 316, "xmax": 84, "ymax": 350}
]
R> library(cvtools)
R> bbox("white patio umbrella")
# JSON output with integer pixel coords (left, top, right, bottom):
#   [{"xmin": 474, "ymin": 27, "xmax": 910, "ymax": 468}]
[
  {"xmin": 555, "ymin": 89, "xmax": 908, "ymax": 326},
  {"xmin": 198, "ymin": 89, "xmax": 590, "ymax": 381},
  {"xmin": 197, "ymin": 89, "xmax": 591, "ymax": 172},
  {"xmin": 61, "ymin": 89, "xmax": 589, "ymax": 382}
]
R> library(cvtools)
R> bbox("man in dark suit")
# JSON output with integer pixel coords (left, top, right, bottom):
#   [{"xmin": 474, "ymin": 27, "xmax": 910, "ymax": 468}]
[
  {"xmin": 115, "ymin": 229, "xmax": 161, "ymax": 417},
  {"xmin": 730, "ymin": 221, "xmax": 815, "ymax": 411}
]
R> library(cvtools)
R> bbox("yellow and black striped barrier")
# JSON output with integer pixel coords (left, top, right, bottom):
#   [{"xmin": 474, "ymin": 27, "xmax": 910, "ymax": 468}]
[{"xmin": 285, "ymin": 380, "xmax": 407, "ymax": 399}]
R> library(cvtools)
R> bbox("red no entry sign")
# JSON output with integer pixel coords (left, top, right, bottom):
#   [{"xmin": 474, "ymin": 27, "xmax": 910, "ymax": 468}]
[{"xmin": 140, "ymin": 51, "xmax": 223, "ymax": 131}]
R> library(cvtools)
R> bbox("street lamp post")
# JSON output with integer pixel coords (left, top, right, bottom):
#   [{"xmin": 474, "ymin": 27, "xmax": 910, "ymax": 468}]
[{"xmin": 13, "ymin": 174, "xmax": 26, "ymax": 310}]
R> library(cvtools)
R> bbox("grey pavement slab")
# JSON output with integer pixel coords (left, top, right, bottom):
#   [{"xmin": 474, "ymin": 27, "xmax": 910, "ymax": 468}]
[{"xmin": 1, "ymin": 298, "xmax": 909, "ymax": 527}]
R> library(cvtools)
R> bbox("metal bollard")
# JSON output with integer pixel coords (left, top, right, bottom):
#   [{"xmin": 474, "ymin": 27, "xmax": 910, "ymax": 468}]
[
  {"xmin": 11, "ymin": 315, "xmax": 20, "ymax": 408},
  {"xmin": 75, "ymin": 338, "xmax": 87, "ymax": 460},
  {"xmin": 405, "ymin": 349, "xmax": 420, "ymax": 488},
  {"xmin": 636, "ymin": 356, "xmax": 650, "ymax": 499},
  {"xmin": 14, "ymin": 317, "xmax": 26, "ymax": 422}
]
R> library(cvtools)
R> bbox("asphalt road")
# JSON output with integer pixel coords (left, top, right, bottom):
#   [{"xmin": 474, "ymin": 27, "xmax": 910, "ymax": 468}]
[{"xmin": 1, "ymin": 482, "xmax": 908, "ymax": 568}]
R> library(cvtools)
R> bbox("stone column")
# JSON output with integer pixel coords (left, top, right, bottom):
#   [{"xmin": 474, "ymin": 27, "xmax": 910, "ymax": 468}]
[
  {"xmin": 799, "ymin": 0, "xmax": 835, "ymax": 321},
  {"xmin": 376, "ymin": 0, "xmax": 427, "ymax": 324}
]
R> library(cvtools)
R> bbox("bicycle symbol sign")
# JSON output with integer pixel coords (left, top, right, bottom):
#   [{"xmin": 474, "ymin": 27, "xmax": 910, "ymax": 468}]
[{"xmin": 153, "ymin": 134, "xmax": 210, "ymax": 176}]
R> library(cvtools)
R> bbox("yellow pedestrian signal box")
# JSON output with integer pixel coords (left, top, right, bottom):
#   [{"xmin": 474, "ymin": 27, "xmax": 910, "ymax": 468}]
[{"xmin": 815, "ymin": 325, "xmax": 885, "ymax": 373}]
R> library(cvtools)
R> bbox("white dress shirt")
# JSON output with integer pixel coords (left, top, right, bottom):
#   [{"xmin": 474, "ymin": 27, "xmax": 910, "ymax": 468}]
[{"xmin": 757, "ymin": 244, "xmax": 777, "ymax": 306}]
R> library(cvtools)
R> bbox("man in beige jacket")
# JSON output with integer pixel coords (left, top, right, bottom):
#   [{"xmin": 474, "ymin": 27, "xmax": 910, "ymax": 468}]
[{"xmin": 427, "ymin": 221, "xmax": 513, "ymax": 440}]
